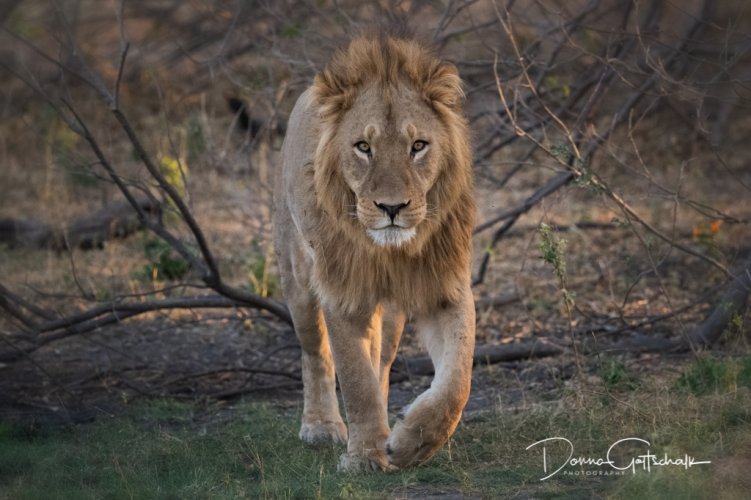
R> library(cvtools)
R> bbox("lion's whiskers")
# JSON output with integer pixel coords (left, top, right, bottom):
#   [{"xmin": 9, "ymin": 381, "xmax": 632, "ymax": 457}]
[
  {"xmin": 344, "ymin": 204, "xmax": 360, "ymax": 220},
  {"xmin": 424, "ymin": 207, "xmax": 439, "ymax": 220}
]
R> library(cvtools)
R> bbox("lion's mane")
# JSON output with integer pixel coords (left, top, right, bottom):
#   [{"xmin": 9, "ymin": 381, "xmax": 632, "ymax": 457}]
[{"xmin": 309, "ymin": 36, "xmax": 475, "ymax": 315}]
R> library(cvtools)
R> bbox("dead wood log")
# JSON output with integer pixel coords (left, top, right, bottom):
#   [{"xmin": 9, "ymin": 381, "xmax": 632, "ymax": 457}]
[
  {"xmin": 475, "ymin": 292, "xmax": 522, "ymax": 309},
  {"xmin": 195, "ymin": 341, "xmax": 565, "ymax": 400},
  {"xmin": 0, "ymin": 197, "xmax": 161, "ymax": 250},
  {"xmin": 685, "ymin": 254, "xmax": 751, "ymax": 348},
  {"xmin": 604, "ymin": 254, "xmax": 751, "ymax": 353},
  {"xmin": 391, "ymin": 341, "xmax": 563, "ymax": 379},
  {"xmin": 59, "ymin": 197, "xmax": 162, "ymax": 250},
  {"xmin": 0, "ymin": 218, "xmax": 51, "ymax": 248}
]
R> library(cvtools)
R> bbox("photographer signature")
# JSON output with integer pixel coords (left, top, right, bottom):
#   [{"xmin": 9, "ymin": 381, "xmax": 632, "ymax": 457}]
[{"xmin": 526, "ymin": 437, "xmax": 711, "ymax": 481}]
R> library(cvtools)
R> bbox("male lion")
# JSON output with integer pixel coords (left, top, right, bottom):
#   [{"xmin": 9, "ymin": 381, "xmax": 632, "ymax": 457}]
[{"xmin": 273, "ymin": 35, "xmax": 476, "ymax": 472}]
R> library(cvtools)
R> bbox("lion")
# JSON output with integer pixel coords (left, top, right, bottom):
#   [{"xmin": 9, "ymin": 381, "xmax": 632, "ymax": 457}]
[{"xmin": 272, "ymin": 35, "xmax": 476, "ymax": 472}]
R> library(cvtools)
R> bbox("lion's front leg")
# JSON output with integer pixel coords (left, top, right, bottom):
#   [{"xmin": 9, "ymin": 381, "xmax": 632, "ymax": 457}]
[
  {"xmin": 379, "ymin": 304, "xmax": 405, "ymax": 409},
  {"xmin": 386, "ymin": 286, "xmax": 475, "ymax": 468},
  {"xmin": 289, "ymin": 296, "xmax": 348, "ymax": 446},
  {"xmin": 322, "ymin": 304, "xmax": 392, "ymax": 473}
]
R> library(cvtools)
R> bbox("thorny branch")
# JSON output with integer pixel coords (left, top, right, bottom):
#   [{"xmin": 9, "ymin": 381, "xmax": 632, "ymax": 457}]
[
  {"xmin": 473, "ymin": 0, "xmax": 733, "ymax": 281},
  {"xmin": 468, "ymin": 0, "xmax": 748, "ymax": 353}
]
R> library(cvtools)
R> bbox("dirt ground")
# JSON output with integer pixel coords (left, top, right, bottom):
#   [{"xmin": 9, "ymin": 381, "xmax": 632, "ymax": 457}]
[{"xmin": 0, "ymin": 279, "xmax": 731, "ymax": 428}]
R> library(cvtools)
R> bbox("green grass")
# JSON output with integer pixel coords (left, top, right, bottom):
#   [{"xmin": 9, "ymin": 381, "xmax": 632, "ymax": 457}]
[
  {"xmin": 1, "ymin": 365, "xmax": 750, "ymax": 499},
  {"xmin": 676, "ymin": 355, "xmax": 751, "ymax": 395},
  {"xmin": 600, "ymin": 360, "xmax": 640, "ymax": 391}
]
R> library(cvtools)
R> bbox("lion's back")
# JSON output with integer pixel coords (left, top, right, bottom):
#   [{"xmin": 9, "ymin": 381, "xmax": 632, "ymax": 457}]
[
  {"xmin": 276, "ymin": 88, "xmax": 319, "ymax": 207},
  {"xmin": 272, "ymin": 88, "xmax": 322, "ymax": 286}
]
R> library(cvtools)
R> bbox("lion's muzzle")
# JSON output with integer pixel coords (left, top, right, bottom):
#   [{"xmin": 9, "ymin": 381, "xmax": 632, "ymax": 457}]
[{"xmin": 374, "ymin": 200, "xmax": 410, "ymax": 223}]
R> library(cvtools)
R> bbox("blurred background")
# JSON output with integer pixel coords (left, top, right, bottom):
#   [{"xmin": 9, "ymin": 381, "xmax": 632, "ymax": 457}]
[{"xmin": 0, "ymin": 1, "xmax": 750, "ymax": 495}]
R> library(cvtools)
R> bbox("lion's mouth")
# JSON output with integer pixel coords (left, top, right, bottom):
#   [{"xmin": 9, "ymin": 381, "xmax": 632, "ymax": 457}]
[{"xmin": 366, "ymin": 226, "xmax": 416, "ymax": 247}]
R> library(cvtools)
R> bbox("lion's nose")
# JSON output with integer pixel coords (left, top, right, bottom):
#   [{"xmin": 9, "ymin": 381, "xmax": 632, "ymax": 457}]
[{"xmin": 375, "ymin": 200, "xmax": 411, "ymax": 222}]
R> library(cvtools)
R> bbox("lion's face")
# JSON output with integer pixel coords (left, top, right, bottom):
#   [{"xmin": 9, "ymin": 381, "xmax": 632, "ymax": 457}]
[{"xmin": 334, "ymin": 84, "xmax": 446, "ymax": 248}]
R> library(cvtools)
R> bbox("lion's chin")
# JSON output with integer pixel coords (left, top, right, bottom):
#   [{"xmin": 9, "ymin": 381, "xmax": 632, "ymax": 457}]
[{"xmin": 366, "ymin": 226, "xmax": 416, "ymax": 247}]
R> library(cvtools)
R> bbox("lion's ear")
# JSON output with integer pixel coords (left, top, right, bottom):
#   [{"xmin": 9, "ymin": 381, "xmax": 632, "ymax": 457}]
[
  {"xmin": 314, "ymin": 69, "xmax": 344, "ymax": 115},
  {"xmin": 425, "ymin": 62, "xmax": 464, "ymax": 111}
]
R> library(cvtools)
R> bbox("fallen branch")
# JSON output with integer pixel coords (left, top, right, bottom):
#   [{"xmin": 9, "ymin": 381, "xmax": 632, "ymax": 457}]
[
  {"xmin": 0, "ymin": 292, "xmax": 291, "ymax": 363},
  {"xmin": 213, "ymin": 381, "xmax": 303, "ymax": 400},
  {"xmin": 160, "ymin": 367, "xmax": 302, "ymax": 389},
  {"xmin": 602, "ymin": 254, "xmax": 751, "ymax": 353},
  {"xmin": 391, "ymin": 341, "xmax": 563, "ymax": 378},
  {"xmin": 475, "ymin": 291, "xmax": 522, "ymax": 309},
  {"xmin": 205, "ymin": 341, "xmax": 565, "ymax": 399},
  {"xmin": 686, "ymin": 255, "xmax": 751, "ymax": 348},
  {"xmin": 474, "ymin": 171, "xmax": 573, "ymax": 236}
]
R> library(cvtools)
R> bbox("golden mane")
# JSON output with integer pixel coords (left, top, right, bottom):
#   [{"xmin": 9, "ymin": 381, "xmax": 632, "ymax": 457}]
[
  {"xmin": 309, "ymin": 36, "xmax": 475, "ymax": 314},
  {"xmin": 313, "ymin": 36, "xmax": 466, "ymax": 122}
]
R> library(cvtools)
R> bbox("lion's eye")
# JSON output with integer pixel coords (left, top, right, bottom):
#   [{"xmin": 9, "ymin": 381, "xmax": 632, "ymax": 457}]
[
  {"xmin": 354, "ymin": 141, "xmax": 371, "ymax": 156},
  {"xmin": 411, "ymin": 140, "xmax": 429, "ymax": 157}
]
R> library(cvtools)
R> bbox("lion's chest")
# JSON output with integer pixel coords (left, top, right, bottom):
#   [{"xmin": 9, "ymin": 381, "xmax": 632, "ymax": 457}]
[{"xmin": 312, "ymin": 236, "xmax": 464, "ymax": 315}]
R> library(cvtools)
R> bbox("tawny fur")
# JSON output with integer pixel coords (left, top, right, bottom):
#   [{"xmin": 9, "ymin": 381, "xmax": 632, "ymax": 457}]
[{"xmin": 273, "ymin": 35, "xmax": 476, "ymax": 472}]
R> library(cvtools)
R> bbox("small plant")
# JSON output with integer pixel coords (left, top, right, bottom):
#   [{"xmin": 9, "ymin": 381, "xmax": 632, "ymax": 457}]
[
  {"xmin": 721, "ymin": 400, "xmax": 751, "ymax": 428},
  {"xmin": 676, "ymin": 357, "xmax": 737, "ymax": 396},
  {"xmin": 185, "ymin": 112, "xmax": 206, "ymax": 162},
  {"xmin": 538, "ymin": 223, "xmax": 574, "ymax": 308},
  {"xmin": 724, "ymin": 311, "xmax": 746, "ymax": 340},
  {"xmin": 246, "ymin": 241, "xmax": 279, "ymax": 298},
  {"xmin": 538, "ymin": 223, "xmax": 566, "ymax": 282},
  {"xmin": 282, "ymin": 21, "xmax": 303, "ymax": 38},
  {"xmin": 600, "ymin": 360, "xmax": 639, "ymax": 391},
  {"xmin": 542, "ymin": 74, "xmax": 571, "ymax": 98},
  {"xmin": 737, "ymin": 356, "xmax": 751, "ymax": 387},
  {"xmin": 539, "ymin": 222, "xmax": 584, "ymax": 382},
  {"xmin": 159, "ymin": 154, "xmax": 187, "ymax": 198},
  {"xmin": 46, "ymin": 118, "xmax": 100, "ymax": 189},
  {"xmin": 691, "ymin": 220, "xmax": 722, "ymax": 246},
  {"xmin": 141, "ymin": 238, "xmax": 190, "ymax": 281},
  {"xmin": 675, "ymin": 356, "xmax": 751, "ymax": 395},
  {"xmin": 601, "ymin": 361, "xmax": 625, "ymax": 386},
  {"xmin": 573, "ymin": 166, "xmax": 594, "ymax": 188}
]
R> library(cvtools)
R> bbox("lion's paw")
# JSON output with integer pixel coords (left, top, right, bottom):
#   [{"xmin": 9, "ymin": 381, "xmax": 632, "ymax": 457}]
[
  {"xmin": 337, "ymin": 449, "xmax": 396, "ymax": 473},
  {"xmin": 385, "ymin": 417, "xmax": 445, "ymax": 468},
  {"xmin": 299, "ymin": 420, "xmax": 348, "ymax": 446}
]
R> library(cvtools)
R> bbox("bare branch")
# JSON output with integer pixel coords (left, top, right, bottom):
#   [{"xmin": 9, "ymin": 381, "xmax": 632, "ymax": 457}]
[
  {"xmin": 113, "ymin": 42, "xmax": 129, "ymax": 110},
  {"xmin": 473, "ymin": 171, "xmax": 573, "ymax": 286},
  {"xmin": 0, "ymin": 293, "xmax": 290, "ymax": 363}
]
